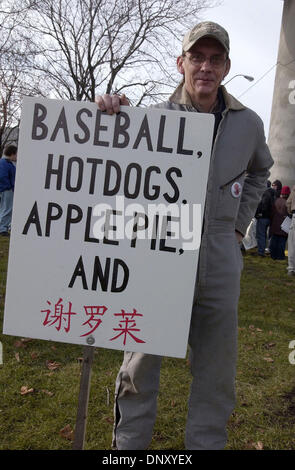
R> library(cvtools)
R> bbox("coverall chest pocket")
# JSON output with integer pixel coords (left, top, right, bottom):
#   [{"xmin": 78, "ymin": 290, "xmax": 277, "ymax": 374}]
[{"xmin": 214, "ymin": 172, "xmax": 246, "ymax": 222}]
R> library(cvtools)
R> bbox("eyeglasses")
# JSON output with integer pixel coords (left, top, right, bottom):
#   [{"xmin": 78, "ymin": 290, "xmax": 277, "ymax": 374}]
[{"xmin": 184, "ymin": 52, "xmax": 227, "ymax": 68}]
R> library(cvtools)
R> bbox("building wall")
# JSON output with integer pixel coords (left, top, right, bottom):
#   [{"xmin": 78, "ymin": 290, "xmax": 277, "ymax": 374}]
[{"xmin": 268, "ymin": 0, "xmax": 295, "ymax": 189}]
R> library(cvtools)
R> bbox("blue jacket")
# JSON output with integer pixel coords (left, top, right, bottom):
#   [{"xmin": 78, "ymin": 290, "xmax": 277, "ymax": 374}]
[{"xmin": 0, "ymin": 157, "xmax": 16, "ymax": 192}]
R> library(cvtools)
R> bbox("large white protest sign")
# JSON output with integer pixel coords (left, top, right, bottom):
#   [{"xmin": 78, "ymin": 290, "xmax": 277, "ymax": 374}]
[{"xmin": 3, "ymin": 97, "xmax": 214, "ymax": 358}]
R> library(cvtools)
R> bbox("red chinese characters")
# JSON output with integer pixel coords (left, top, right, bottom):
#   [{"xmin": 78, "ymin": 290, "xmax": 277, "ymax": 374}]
[
  {"xmin": 40, "ymin": 301, "xmax": 145, "ymax": 346},
  {"xmin": 41, "ymin": 298, "xmax": 77, "ymax": 333},
  {"xmin": 80, "ymin": 305, "xmax": 107, "ymax": 337},
  {"xmin": 109, "ymin": 308, "xmax": 145, "ymax": 345}
]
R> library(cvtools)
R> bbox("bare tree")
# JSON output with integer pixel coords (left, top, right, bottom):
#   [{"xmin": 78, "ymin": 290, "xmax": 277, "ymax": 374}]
[
  {"xmin": 21, "ymin": 0, "xmax": 219, "ymax": 105},
  {"xmin": 0, "ymin": 50, "xmax": 44, "ymax": 153},
  {"xmin": 0, "ymin": 0, "xmax": 220, "ymax": 153},
  {"xmin": 0, "ymin": 0, "xmax": 43, "ymax": 154}
]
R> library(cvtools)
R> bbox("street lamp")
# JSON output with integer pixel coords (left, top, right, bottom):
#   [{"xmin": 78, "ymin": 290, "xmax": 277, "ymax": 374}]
[{"xmin": 224, "ymin": 74, "xmax": 254, "ymax": 85}]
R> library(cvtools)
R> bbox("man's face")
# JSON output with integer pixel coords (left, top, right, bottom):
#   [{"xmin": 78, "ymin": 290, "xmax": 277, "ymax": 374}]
[
  {"xmin": 10, "ymin": 153, "xmax": 17, "ymax": 162},
  {"xmin": 177, "ymin": 37, "xmax": 231, "ymax": 102}
]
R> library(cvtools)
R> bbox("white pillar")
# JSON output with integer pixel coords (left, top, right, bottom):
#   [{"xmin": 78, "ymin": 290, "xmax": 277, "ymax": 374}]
[{"xmin": 268, "ymin": 0, "xmax": 295, "ymax": 188}]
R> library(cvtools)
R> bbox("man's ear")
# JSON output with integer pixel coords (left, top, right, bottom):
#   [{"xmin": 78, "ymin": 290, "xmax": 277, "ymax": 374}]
[
  {"xmin": 177, "ymin": 56, "xmax": 185, "ymax": 75},
  {"xmin": 223, "ymin": 58, "xmax": 231, "ymax": 80}
]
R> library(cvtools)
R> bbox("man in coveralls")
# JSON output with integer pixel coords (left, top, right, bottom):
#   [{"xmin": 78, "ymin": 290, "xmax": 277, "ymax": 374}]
[{"xmin": 96, "ymin": 21, "xmax": 273, "ymax": 450}]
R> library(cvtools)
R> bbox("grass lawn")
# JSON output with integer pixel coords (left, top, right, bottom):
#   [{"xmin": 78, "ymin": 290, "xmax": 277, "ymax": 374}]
[{"xmin": 0, "ymin": 236, "xmax": 295, "ymax": 450}]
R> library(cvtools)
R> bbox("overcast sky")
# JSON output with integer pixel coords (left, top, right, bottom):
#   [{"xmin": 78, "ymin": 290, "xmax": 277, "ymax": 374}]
[{"xmin": 200, "ymin": 0, "xmax": 284, "ymax": 139}]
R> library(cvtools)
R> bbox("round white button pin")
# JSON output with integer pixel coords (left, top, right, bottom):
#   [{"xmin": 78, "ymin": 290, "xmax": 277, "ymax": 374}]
[{"xmin": 231, "ymin": 182, "xmax": 242, "ymax": 198}]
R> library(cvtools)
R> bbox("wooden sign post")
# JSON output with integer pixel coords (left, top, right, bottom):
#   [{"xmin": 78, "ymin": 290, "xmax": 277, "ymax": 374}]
[{"xmin": 72, "ymin": 345, "xmax": 95, "ymax": 450}]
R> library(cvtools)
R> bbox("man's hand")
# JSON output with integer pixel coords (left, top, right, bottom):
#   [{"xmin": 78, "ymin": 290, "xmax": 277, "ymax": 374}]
[
  {"xmin": 235, "ymin": 230, "xmax": 243, "ymax": 244},
  {"xmin": 95, "ymin": 93, "xmax": 130, "ymax": 115}
]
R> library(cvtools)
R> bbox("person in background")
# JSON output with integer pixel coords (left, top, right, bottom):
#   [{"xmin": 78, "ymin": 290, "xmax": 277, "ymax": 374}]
[
  {"xmin": 0, "ymin": 145, "xmax": 17, "ymax": 236},
  {"xmin": 255, "ymin": 180, "xmax": 275, "ymax": 256},
  {"xmin": 286, "ymin": 184, "xmax": 295, "ymax": 276},
  {"xmin": 269, "ymin": 185, "xmax": 290, "ymax": 260},
  {"xmin": 272, "ymin": 179, "xmax": 282, "ymax": 199}
]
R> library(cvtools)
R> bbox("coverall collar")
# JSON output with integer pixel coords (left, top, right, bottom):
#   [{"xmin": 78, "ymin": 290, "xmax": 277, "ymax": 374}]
[{"xmin": 169, "ymin": 81, "xmax": 246, "ymax": 111}]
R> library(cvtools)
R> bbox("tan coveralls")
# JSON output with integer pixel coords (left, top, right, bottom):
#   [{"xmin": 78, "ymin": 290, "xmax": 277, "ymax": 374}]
[{"xmin": 112, "ymin": 84, "xmax": 274, "ymax": 450}]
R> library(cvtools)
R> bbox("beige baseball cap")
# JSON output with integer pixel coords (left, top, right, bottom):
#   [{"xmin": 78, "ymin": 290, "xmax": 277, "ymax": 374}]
[{"xmin": 182, "ymin": 21, "xmax": 230, "ymax": 54}]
